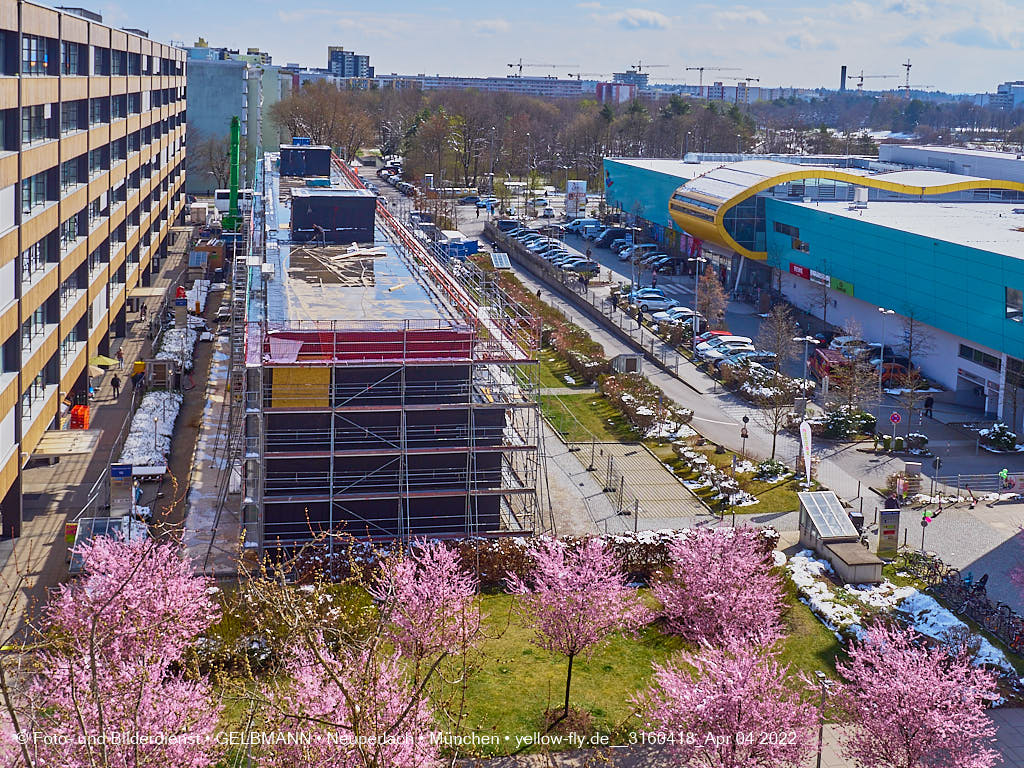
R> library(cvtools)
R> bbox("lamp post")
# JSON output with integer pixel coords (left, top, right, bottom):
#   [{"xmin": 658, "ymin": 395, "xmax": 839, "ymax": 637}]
[
  {"xmin": 794, "ymin": 336, "xmax": 820, "ymax": 396},
  {"xmin": 814, "ymin": 671, "xmax": 833, "ymax": 768},
  {"xmin": 152, "ymin": 415, "xmax": 158, "ymax": 453},
  {"xmin": 878, "ymin": 307, "xmax": 895, "ymax": 398},
  {"xmin": 688, "ymin": 254, "xmax": 707, "ymax": 356},
  {"xmin": 741, "ymin": 415, "xmax": 749, "ymax": 458}
]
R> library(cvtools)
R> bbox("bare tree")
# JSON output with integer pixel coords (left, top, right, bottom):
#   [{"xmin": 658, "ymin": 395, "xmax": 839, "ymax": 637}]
[
  {"xmin": 186, "ymin": 133, "xmax": 231, "ymax": 191},
  {"xmin": 752, "ymin": 386, "xmax": 796, "ymax": 461},
  {"xmin": 899, "ymin": 310, "xmax": 935, "ymax": 370},
  {"xmin": 895, "ymin": 369, "xmax": 933, "ymax": 428},
  {"xmin": 697, "ymin": 268, "xmax": 728, "ymax": 330},
  {"xmin": 755, "ymin": 304, "xmax": 798, "ymax": 373}
]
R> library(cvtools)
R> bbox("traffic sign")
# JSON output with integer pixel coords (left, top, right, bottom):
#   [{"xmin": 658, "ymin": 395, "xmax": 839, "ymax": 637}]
[{"xmin": 890, "ymin": 411, "xmax": 901, "ymax": 424}]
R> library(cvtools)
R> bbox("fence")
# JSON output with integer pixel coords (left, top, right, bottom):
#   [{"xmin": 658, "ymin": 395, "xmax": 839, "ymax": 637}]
[{"xmin": 902, "ymin": 551, "xmax": 1024, "ymax": 655}]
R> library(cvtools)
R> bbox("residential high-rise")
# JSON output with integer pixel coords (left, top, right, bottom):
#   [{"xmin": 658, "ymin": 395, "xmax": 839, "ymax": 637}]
[
  {"xmin": 0, "ymin": 1, "xmax": 187, "ymax": 536},
  {"xmin": 326, "ymin": 46, "xmax": 373, "ymax": 78}
]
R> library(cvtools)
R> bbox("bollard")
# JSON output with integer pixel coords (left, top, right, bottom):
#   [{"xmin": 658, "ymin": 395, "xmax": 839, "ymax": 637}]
[{"xmin": 634, "ymin": 499, "xmax": 639, "ymax": 532}]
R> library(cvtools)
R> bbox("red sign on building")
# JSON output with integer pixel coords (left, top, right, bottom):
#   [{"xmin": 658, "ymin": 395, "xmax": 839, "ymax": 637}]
[{"xmin": 789, "ymin": 263, "xmax": 810, "ymax": 279}]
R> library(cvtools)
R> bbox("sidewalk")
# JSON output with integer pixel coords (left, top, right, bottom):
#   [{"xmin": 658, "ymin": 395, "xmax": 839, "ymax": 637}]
[{"xmin": 0, "ymin": 228, "xmax": 193, "ymax": 640}]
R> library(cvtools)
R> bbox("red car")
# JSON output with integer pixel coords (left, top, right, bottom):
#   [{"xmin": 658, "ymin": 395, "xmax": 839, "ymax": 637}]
[{"xmin": 807, "ymin": 348, "xmax": 851, "ymax": 380}]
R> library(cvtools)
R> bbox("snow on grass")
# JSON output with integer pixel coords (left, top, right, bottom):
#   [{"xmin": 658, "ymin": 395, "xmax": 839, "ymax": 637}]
[
  {"xmin": 787, "ymin": 551, "xmax": 863, "ymax": 637},
  {"xmin": 156, "ymin": 327, "xmax": 198, "ymax": 371},
  {"xmin": 118, "ymin": 391, "xmax": 183, "ymax": 467},
  {"xmin": 898, "ymin": 592, "xmax": 1014, "ymax": 673}
]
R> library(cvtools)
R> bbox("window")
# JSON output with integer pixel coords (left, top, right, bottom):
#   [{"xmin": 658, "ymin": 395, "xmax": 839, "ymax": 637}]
[
  {"xmin": 21, "ymin": 239, "xmax": 48, "ymax": 283},
  {"xmin": 87, "ymin": 197, "xmax": 102, "ymax": 226},
  {"xmin": 959, "ymin": 344, "xmax": 1001, "ymax": 372},
  {"xmin": 111, "ymin": 94, "xmax": 126, "ymax": 120},
  {"xmin": 60, "ymin": 214, "xmax": 80, "ymax": 249},
  {"xmin": 20, "ymin": 173, "xmax": 46, "ymax": 215},
  {"xmin": 60, "ymin": 159, "xmax": 78, "ymax": 191},
  {"xmin": 792, "ymin": 238, "xmax": 810, "ymax": 254},
  {"xmin": 60, "ymin": 327, "xmax": 79, "ymax": 365},
  {"xmin": 21, "ymin": 35, "xmax": 46, "ymax": 75},
  {"xmin": 111, "ymin": 50, "xmax": 127, "ymax": 76},
  {"xmin": 21, "ymin": 104, "xmax": 46, "ymax": 145},
  {"xmin": 21, "ymin": 308, "xmax": 45, "ymax": 354},
  {"xmin": 774, "ymin": 221, "xmax": 800, "ymax": 238},
  {"xmin": 128, "ymin": 52, "xmax": 141, "ymax": 76},
  {"xmin": 127, "ymin": 92, "xmax": 141, "ymax": 114},
  {"xmin": 92, "ymin": 46, "xmax": 109, "ymax": 76},
  {"xmin": 89, "ymin": 97, "xmax": 108, "ymax": 125},
  {"xmin": 88, "ymin": 148, "xmax": 107, "ymax": 177},
  {"xmin": 60, "ymin": 100, "xmax": 83, "ymax": 134},
  {"xmin": 1007, "ymin": 287, "xmax": 1023, "ymax": 322},
  {"xmin": 61, "ymin": 41, "xmax": 83, "ymax": 75},
  {"xmin": 127, "ymin": 130, "xmax": 140, "ymax": 154}
]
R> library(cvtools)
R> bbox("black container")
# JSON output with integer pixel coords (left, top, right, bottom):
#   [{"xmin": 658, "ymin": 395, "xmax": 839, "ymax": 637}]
[
  {"xmin": 291, "ymin": 188, "xmax": 376, "ymax": 243},
  {"xmin": 279, "ymin": 145, "xmax": 332, "ymax": 177}
]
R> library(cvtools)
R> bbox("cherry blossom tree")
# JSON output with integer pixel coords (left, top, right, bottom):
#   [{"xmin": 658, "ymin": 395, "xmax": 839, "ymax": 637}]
[
  {"xmin": 2, "ymin": 536, "xmax": 223, "ymax": 768},
  {"xmin": 653, "ymin": 527, "xmax": 783, "ymax": 647},
  {"xmin": 506, "ymin": 537, "xmax": 647, "ymax": 721},
  {"xmin": 264, "ymin": 639, "xmax": 438, "ymax": 768},
  {"xmin": 835, "ymin": 624, "xmax": 1000, "ymax": 768},
  {"xmin": 634, "ymin": 642, "xmax": 817, "ymax": 768},
  {"xmin": 368, "ymin": 539, "xmax": 479, "ymax": 673}
]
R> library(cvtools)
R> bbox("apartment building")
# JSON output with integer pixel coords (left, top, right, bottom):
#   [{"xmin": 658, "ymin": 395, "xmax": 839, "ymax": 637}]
[{"xmin": 0, "ymin": 1, "xmax": 187, "ymax": 538}]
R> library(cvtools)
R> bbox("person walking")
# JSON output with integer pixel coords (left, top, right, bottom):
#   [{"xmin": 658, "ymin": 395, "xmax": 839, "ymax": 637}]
[
  {"xmin": 651, "ymin": 272, "xmax": 658, "ymax": 289},
  {"xmin": 923, "ymin": 395, "xmax": 934, "ymax": 418},
  {"xmin": 111, "ymin": 374, "xmax": 121, "ymax": 399},
  {"xmin": 116, "ymin": 348, "xmax": 124, "ymax": 369}
]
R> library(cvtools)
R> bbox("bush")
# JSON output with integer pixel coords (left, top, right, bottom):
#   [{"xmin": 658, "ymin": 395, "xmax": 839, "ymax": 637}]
[
  {"xmin": 600, "ymin": 373, "xmax": 693, "ymax": 436},
  {"xmin": 980, "ymin": 422, "xmax": 1018, "ymax": 451},
  {"xmin": 906, "ymin": 432, "xmax": 929, "ymax": 450},
  {"xmin": 754, "ymin": 459, "xmax": 789, "ymax": 482},
  {"xmin": 823, "ymin": 407, "xmax": 877, "ymax": 438}
]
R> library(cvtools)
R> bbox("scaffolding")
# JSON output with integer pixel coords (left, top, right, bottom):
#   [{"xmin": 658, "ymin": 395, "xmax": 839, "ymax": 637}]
[{"xmin": 233, "ymin": 154, "xmax": 542, "ymax": 557}]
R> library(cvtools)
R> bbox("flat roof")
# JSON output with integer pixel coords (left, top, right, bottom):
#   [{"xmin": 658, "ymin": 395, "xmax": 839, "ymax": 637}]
[
  {"xmin": 261, "ymin": 155, "xmax": 454, "ymax": 324},
  {"xmin": 281, "ymin": 144, "xmax": 331, "ymax": 150},
  {"xmin": 605, "ymin": 157, "xmax": 722, "ymax": 181},
  {"xmin": 826, "ymin": 542, "xmax": 883, "ymax": 566},
  {"xmin": 784, "ymin": 199, "xmax": 1024, "ymax": 258},
  {"xmin": 893, "ymin": 145, "xmax": 1024, "ymax": 161}
]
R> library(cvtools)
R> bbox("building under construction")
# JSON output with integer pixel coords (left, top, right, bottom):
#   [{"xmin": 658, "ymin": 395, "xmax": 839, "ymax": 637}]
[{"xmin": 225, "ymin": 153, "xmax": 541, "ymax": 555}]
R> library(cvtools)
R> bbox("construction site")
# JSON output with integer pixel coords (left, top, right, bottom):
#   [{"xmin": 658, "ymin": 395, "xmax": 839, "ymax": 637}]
[{"xmin": 205, "ymin": 146, "xmax": 542, "ymax": 558}]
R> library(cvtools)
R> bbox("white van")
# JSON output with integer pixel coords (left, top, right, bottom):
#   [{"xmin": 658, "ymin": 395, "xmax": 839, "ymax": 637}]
[
  {"xmin": 567, "ymin": 217, "xmax": 600, "ymax": 234},
  {"xmin": 213, "ymin": 189, "xmax": 255, "ymax": 214}
]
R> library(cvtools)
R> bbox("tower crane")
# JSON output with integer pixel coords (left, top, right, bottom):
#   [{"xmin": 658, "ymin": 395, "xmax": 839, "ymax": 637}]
[
  {"xmin": 507, "ymin": 58, "xmax": 579, "ymax": 77},
  {"xmin": 685, "ymin": 66, "xmax": 739, "ymax": 91},
  {"xmin": 722, "ymin": 76, "xmax": 760, "ymax": 103},
  {"xmin": 853, "ymin": 71, "xmax": 898, "ymax": 91},
  {"xmin": 567, "ymin": 72, "xmax": 610, "ymax": 81},
  {"xmin": 627, "ymin": 60, "xmax": 668, "ymax": 74}
]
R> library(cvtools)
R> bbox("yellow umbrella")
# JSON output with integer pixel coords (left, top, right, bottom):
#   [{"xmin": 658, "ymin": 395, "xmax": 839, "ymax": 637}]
[{"xmin": 89, "ymin": 355, "xmax": 118, "ymax": 367}]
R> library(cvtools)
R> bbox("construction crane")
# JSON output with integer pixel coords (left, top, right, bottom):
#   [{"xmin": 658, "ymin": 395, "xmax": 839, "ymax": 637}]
[
  {"xmin": 853, "ymin": 71, "xmax": 898, "ymax": 91},
  {"xmin": 223, "ymin": 116, "xmax": 241, "ymax": 232},
  {"xmin": 685, "ymin": 66, "xmax": 739, "ymax": 90},
  {"xmin": 721, "ymin": 76, "xmax": 760, "ymax": 104},
  {"xmin": 901, "ymin": 58, "xmax": 912, "ymax": 92},
  {"xmin": 627, "ymin": 60, "xmax": 668, "ymax": 74},
  {"xmin": 507, "ymin": 58, "xmax": 579, "ymax": 77},
  {"xmin": 567, "ymin": 72, "xmax": 610, "ymax": 81}
]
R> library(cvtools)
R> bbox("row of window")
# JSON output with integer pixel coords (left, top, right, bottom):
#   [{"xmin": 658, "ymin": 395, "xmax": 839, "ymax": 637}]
[
  {"xmin": 0, "ymin": 32, "xmax": 183, "ymax": 78},
  {"xmin": 959, "ymin": 344, "xmax": 1001, "ymax": 373}
]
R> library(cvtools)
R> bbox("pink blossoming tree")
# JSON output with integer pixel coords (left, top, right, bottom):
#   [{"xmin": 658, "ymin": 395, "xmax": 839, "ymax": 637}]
[
  {"xmin": 634, "ymin": 641, "xmax": 818, "ymax": 768},
  {"xmin": 653, "ymin": 527, "xmax": 783, "ymax": 647},
  {"xmin": 835, "ymin": 624, "xmax": 1000, "ymax": 768},
  {"xmin": 3, "ymin": 536, "xmax": 222, "ymax": 768},
  {"xmin": 507, "ymin": 537, "xmax": 647, "ymax": 721}
]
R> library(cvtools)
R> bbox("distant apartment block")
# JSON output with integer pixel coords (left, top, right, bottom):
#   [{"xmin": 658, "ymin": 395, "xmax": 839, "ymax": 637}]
[
  {"xmin": 327, "ymin": 46, "xmax": 372, "ymax": 78},
  {"xmin": 374, "ymin": 73, "xmax": 585, "ymax": 99},
  {"xmin": 0, "ymin": 1, "xmax": 187, "ymax": 536}
]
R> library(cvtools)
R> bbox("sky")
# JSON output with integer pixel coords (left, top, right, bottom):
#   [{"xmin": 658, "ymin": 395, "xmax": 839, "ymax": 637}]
[{"xmin": 93, "ymin": 0, "xmax": 1023, "ymax": 93}]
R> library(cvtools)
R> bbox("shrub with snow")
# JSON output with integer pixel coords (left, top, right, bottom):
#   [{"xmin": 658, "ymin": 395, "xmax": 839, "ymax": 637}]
[{"xmin": 980, "ymin": 422, "xmax": 1018, "ymax": 451}]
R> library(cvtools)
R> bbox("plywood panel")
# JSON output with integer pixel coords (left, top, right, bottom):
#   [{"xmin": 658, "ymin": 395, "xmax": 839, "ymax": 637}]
[
  {"xmin": 22, "ymin": 77, "xmax": 59, "ymax": 105},
  {"xmin": 272, "ymin": 367, "xmax": 330, "ymax": 409},
  {"xmin": 21, "ymin": 141, "xmax": 58, "ymax": 179},
  {"xmin": 61, "ymin": 76, "xmax": 88, "ymax": 101}
]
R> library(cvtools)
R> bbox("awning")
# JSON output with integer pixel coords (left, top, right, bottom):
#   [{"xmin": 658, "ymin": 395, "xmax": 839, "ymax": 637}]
[
  {"xmin": 128, "ymin": 286, "xmax": 166, "ymax": 298},
  {"xmin": 89, "ymin": 355, "xmax": 117, "ymax": 367},
  {"xmin": 34, "ymin": 429, "xmax": 102, "ymax": 456}
]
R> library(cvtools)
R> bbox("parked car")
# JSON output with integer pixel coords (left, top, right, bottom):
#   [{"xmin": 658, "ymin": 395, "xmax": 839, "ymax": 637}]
[
  {"xmin": 695, "ymin": 335, "xmax": 753, "ymax": 359},
  {"xmin": 529, "ymin": 197, "xmax": 548, "ymax": 207},
  {"xmin": 877, "ymin": 361, "xmax": 919, "ymax": 385},
  {"xmin": 702, "ymin": 342, "xmax": 756, "ymax": 362},
  {"xmin": 628, "ymin": 287, "xmax": 667, "ymax": 302},
  {"xmin": 621, "ymin": 244, "xmax": 659, "ymax": 262},
  {"xmin": 458, "ymin": 195, "xmax": 480, "ymax": 205},
  {"xmin": 639, "ymin": 252, "xmax": 669, "ymax": 266},
  {"xmin": 652, "ymin": 306, "xmax": 697, "ymax": 323},
  {"xmin": 476, "ymin": 197, "xmax": 499, "ymax": 208},
  {"xmin": 695, "ymin": 330, "xmax": 734, "ymax": 345},
  {"xmin": 495, "ymin": 219, "xmax": 519, "ymax": 232},
  {"xmin": 538, "ymin": 207, "xmax": 556, "ymax": 218},
  {"xmin": 566, "ymin": 218, "xmax": 600, "ymax": 233},
  {"xmin": 635, "ymin": 295, "xmax": 679, "ymax": 313},
  {"xmin": 595, "ymin": 227, "xmax": 628, "ymax": 248},
  {"xmin": 715, "ymin": 350, "xmax": 778, "ymax": 371},
  {"xmin": 829, "ymin": 336, "xmax": 871, "ymax": 358},
  {"xmin": 567, "ymin": 260, "xmax": 601, "ymax": 274},
  {"xmin": 808, "ymin": 348, "xmax": 852, "ymax": 380}
]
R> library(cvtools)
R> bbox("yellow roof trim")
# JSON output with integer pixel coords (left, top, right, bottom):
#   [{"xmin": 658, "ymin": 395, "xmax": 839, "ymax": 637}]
[{"xmin": 669, "ymin": 169, "xmax": 1024, "ymax": 261}]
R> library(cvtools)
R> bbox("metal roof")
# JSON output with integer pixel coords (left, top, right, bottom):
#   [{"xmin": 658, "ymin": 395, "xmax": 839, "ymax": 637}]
[{"xmin": 798, "ymin": 491, "xmax": 857, "ymax": 539}]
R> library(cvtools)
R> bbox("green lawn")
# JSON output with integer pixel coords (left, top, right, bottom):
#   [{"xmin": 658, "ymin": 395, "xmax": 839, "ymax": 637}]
[
  {"xmin": 536, "ymin": 348, "xmax": 590, "ymax": 390},
  {"xmin": 454, "ymin": 590, "xmax": 841, "ymax": 756},
  {"xmin": 541, "ymin": 393, "xmax": 640, "ymax": 444}
]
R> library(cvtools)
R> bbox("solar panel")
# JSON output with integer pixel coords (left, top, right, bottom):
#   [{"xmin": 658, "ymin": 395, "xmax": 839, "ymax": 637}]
[
  {"xmin": 798, "ymin": 491, "xmax": 856, "ymax": 539},
  {"xmin": 490, "ymin": 252, "xmax": 512, "ymax": 270}
]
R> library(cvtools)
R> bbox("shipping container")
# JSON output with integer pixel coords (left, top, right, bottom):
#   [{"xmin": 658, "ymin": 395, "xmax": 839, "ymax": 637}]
[
  {"xmin": 291, "ymin": 188, "xmax": 377, "ymax": 243},
  {"xmin": 279, "ymin": 145, "xmax": 332, "ymax": 177}
]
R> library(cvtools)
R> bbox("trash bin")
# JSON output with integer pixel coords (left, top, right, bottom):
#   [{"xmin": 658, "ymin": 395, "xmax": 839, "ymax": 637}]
[{"xmin": 848, "ymin": 510, "xmax": 865, "ymax": 533}]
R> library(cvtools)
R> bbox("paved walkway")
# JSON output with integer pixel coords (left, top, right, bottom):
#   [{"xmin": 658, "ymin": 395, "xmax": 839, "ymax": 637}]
[{"xmin": 0, "ymin": 229, "xmax": 194, "ymax": 640}]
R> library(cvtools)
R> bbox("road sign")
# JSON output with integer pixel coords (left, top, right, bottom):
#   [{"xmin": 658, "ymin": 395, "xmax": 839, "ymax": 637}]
[{"xmin": 890, "ymin": 411, "xmax": 901, "ymax": 424}]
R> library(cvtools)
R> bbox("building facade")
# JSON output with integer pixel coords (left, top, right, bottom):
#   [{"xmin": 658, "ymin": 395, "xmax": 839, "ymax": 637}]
[
  {"xmin": 0, "ymin": 1, "xmax": 187, "ymax": 536},
  {"xmin": 326, "ymin": 46, "xmax": 372, "ymax": 78},
  {"xmin": 373, "ymin": 73, "xmax": 586, "ymax": 99}
]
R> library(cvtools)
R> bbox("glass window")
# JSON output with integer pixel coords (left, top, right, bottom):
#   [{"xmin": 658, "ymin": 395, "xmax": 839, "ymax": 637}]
[
  {"xmin": 60, "ymin": 214, "xmax": 80, "ymax": 248},
  {"xmin": 21, "ymin": 35, "xmax": 46, "ymax": 76},
  {"xmin": 1007, "ymin": 287, "xmax": 1023, "ymax": 322},
  {"xmin": 958, "ymin": 344, "xmax": 1002, "ymax": 372},
  {"xmin": 89, "ymin": 97, "xmax": 108, "ymax": 125},
  {"xmin": 20, "ymin": 173, "xmax": 46, "ymax": 215},
  {"xmin": 21, "ymin": 105, "xmax": 46, "ymax": 145},
  {"xmin": 61, "ymin": 41, "xmax": 82, "ymax": 75},
  {"xmin": 774, "ymin": 222, "xmax": 800, "ymax": 238},
  {"xmin": 21, "ymin": 239, "xmax": 47, "ymax": 282}
]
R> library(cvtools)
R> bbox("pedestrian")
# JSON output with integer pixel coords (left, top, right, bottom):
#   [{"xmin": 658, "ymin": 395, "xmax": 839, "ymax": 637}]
[
  {"xmin": 131, "ymin": 371, "xmax": 144, "ymax": 390},
  {"xmin": 140, "ymin": 304, "xmax": 147, "ymax": 321},
  {"xmin": 923, "ymin": 395, "xmax": 934, "ymax": 418},
  {"xmin": 111, "ymin": 375, "xmax": 121, "ymax": 399},
  {"xmin": 651, "ymin": 273, "xmax": 658, "ymax": 288},
  {"xmin": 116, "ymin": 348, "xmax": 124, "ymax": 369},
  {"xmin": 586, "ymin": 247, "xmax": 592, "ymax": 259},
  {"xmin": 476, "ymin": 207, "xmax": 480, "ymax": 219}
]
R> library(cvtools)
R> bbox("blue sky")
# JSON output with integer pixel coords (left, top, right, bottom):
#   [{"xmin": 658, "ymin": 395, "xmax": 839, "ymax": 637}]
[{"xmin": 97, "ymin": 0, "xmax": 1022, "ymax": 93}]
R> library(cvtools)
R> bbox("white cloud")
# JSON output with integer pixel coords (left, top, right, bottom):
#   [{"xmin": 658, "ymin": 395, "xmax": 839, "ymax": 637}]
[
  {"xmin": 714, "ymin": 9, "xmax": 769, "ymax": 24},
  {"xmin": 473, "ymin": 18, "xmax": 510, "ymax": 35},
  {"xmin": 606, "ymin": 8, "xmax": 671, "ymax": 30},
  {"xmin": 576, "ymin": 1, "xmax": 602, "ymax": 7}
]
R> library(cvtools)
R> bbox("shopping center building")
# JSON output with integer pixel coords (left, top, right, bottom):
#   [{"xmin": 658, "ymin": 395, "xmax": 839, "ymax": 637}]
[
  {"xmin": 0, "ymin": 2, "xmax": 187, "ymax": 537},
  {"xmin": 604, "ymin": 150, "xmax": 1024, "ymax": 428}
]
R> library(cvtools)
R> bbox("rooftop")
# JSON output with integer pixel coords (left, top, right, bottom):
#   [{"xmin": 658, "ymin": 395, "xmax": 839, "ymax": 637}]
[
  {"xmin": 784, "ymin": 199, "xmax": 1024, "ymax": 258},
  {"xmin": 260, "ymin": 154, "xmax": 456, "ymax": 325},
  {"xmin": 893, "ymin": 145, "xmax": 1024, "ymax": 161}
]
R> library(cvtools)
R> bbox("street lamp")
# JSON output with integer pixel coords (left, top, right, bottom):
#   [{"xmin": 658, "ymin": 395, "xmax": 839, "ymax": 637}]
[
  {"xmin": 794, "ymin": 335, "xmax": 820, "ymax": 396},
  {"xmin": 878, "ymin": 307, "xmax": 895, "ymax": 397},
  {"xmin": 741, "ymin": 415, "xmax": 749, "ymax": 458},
  {"xmin": 814, "ymin": 671, "xmax": 833, "ymax": 768},
  {"xmin": 152, "ymin": 415, "xmax": 159, "ymax": 453},
  {"xmin": 688, "ymin": 254, "xmax": 708, "ymax": 356}
]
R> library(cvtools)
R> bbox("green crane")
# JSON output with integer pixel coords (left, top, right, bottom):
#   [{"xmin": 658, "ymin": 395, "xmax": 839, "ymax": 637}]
[{"xmin": 223, "ymin": 116, "xmax": 241, "ymax": 231}]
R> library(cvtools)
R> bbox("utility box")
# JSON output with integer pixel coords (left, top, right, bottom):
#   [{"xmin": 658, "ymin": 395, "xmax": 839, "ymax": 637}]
[
  {"xmin": 280, "ymin": 145, "xmax": 332, "ymax": 177},
  {"xmin": 291, "ymin": 188, "xmax": 376, "ymax": 243}
]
